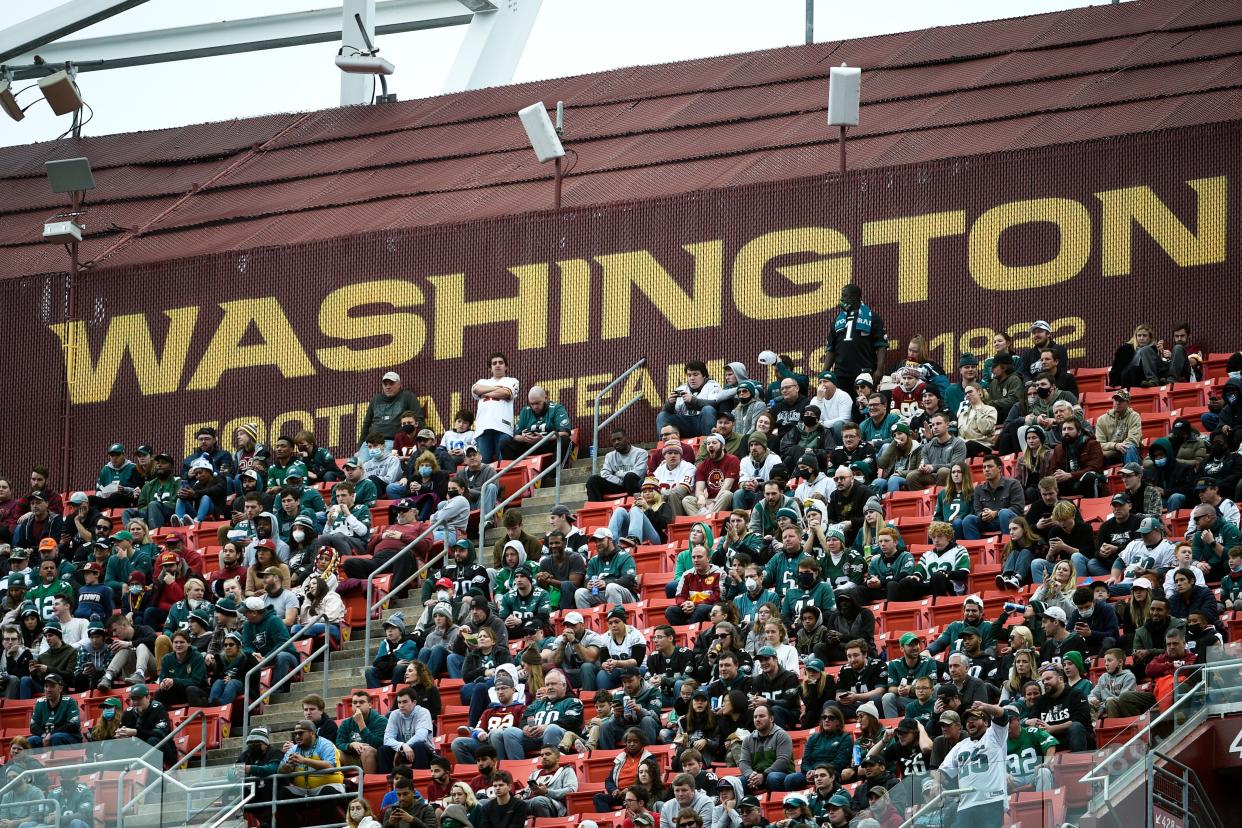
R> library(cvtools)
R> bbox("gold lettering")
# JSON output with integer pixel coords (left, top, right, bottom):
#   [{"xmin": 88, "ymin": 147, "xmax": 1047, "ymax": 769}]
[
  {"xmin": 968, "ymin": 198, "xmax": 1090, "ymax": 290},
  {"xmin": 732, "ymin": 228, "xmax": 850, "ymax": 321},
  {"xmin": 1096, "ymin": 176, "xmax": 1227, "ymax": 277},
  {"xmin": 429, "ymin": 267, "xmax": 548, "ymax": 360},
  {"xmin": 617, "ymin": 368, "xmax": 665, "ymax": 415},
  {"xmin": 575, "ymin": 373, "xmax": 613, "ymax": 419},
  {"xmin": 316, "ymin": 279, "xmax": 425, "ymax": 372},
  {"xmin": 50, "ymin": 307, "xmax": 198, "ymax": 404},
  {"xmin": 862, "ymin": 211, "xmax": 966, "ymax": 303},
  {"xmin": 539, "ymin": 378, "xmax": 575, "ymax": 406},
  {"xmin": 557, "ymin": 259, "xmax": 593, "ymax": 345},
  {"xmin": 271, "ymin": 409, "xmax": 315, "ymax": 440},
  {"xmin": 598, "ymin": 241, "xmax": 722, "ymax": 339},
  {"xmin": 187, "ymin": 299, "xmax": 314, "ymax": 390},
  {"xmin": 315, "ymin": 404, "xmax": 356, "ymax": 448}
]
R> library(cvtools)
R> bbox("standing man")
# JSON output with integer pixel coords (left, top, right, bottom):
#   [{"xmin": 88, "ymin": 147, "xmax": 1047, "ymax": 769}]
[
  {"xmin": 824, "ymin": 283, "xmax": 888, "ymax": 392},
  {"xmin": 937, "ymin": 703, "xmax": 1011, "ymax": 828},
  {"xmin": 360, "ymin": 371, "xmax": 423, "ymax": 449}
]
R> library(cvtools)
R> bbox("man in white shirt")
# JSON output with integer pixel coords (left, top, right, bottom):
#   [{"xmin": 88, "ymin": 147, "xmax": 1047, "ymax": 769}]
[
  {"xmin": 735, "ymin": 434, "xmax": 780, "ymax": 511},
  {"xmin": 811, "ymin": 371, "xmax": 854, "ymax": 444},
  {"xmin": 471, "ymin": 351, "xmax": 520, "ymax": 464},
  {"xmin": 937, "ymin": 702, "xmax": 1010, "ymax": 828},
  {"xmin": 653, "ymin": 442, "xmax": 697, "ymax": 515},
  {"xmin": 1108, "ymin": 516, "xmax": 1174, "ymax": 597}
]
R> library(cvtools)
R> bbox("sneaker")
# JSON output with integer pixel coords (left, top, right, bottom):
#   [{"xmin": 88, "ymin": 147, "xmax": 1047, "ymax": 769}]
[
  {"xmin": 457, "ymin": 725, "xmax": 473, "ymax": 737},
  {"xmin": 995, "ymin": 573, "xmax": 1021, "ymax": 591},
  {"xmin": 97, "ymin": 673, "xmax": 113, "ymax": 691},
  {"xmin": 123, "ymin": 671, "xmax": 145, "ymax": 685}
]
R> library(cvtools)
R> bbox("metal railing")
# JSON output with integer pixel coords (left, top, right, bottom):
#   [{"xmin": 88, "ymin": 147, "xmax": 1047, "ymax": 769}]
[
  {"xmin": 206, "ymin": 784, "xmax": 255, "ymax": 828},
  {"xmin": 363, "ymin": 431, "xmax": 563, "ymax": 658},
  {"xmin": 476, "ymin": 432, "xmax": 562, "ymax": 553},
  {"xmin": 260, "ymin": 763, "xmax": 363, "ymax": 826},
  {"xmin": 144, "ymin": 707, "xmax": 209, "ymax": 773},
  {"xmin": 0, "ymin": 798, "xmax": 60, "ymax": 828},
  {"xmin": 897, "ymin": 786, "xmax": 974, "ymax": 828},
  {"xmin": 592, "ymin": 357, "xmax": 647, "ymax": 475},
  {"xmin": 242, "ymin": 612, "xmax": 331, "ymax": 734}
]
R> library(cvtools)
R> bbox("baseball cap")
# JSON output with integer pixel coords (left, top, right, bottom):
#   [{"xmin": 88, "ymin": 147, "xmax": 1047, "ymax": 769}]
[
  {"xmin": 757, "ymin": 350, "xmax": 778, "ymax": 366},
  {"xmin": 43, "ymin": 673, "xmax": 63, "ymax": 686},
  {"xmin": 1121, "ymin": 462, "xmax": 1143, "ymax": 477},
  {"xmin": 108, "ymin": 443, "xmax": 125, "ymax": 454},
  {"xmin": 826, "ymin": 793, "xmax": 851, "ymax": 809},
  {"xmin": 342, "ymin": 459, "xmax": 359, "ymax": 470},
  {"xmin": 632, "ymin": 815, "xmax": 654, "ymax": 828},
  {"xmin": 1112, "ymin": 389, "xmax": 1131, "ymax": 402},
  {"xmin": 894, "ymin": 719, "xmax": 917, "ymax": 734},
  {"xmin": 590, "ymin": 527, "xmax": 613, "ymax": 540},
  {"xmin": 939, "ymin": 710, "xmax": 961, "ymax": 725},
  {"xmin": 127, "ymin": 683, "xmax": 148, "ymax": 697},
  {"xmin": 963, "ymin": 594, "xmax": 984, "ymax": 609},
  {"xmin": 1131, "ymin": 577, "xmax": 1154, "ymax": 591},
  {"xmin": 563, "ymin": 611, "xmax": 584, "ymax": 625},
  {"xmin": 416, "ymin": 428, "xmax": 435, "ymax": 441},
  {"xmin": 38, "ymin": 538, "xmax": 57, "ymax": 552},
  {"xmin": 81, "ymin": 562, "xmax": 101, "ymax": 576},
  {"xmin": 27, "ymin": 490, "xmax": 47, "ymax": 502},
  {"xmin": 783, "ymin": 794, "xmax": 808, "ymax": 808},
  {"xmin": 1110, "ymin": 492, "xmax": 1131, "ymax": 505},
  {"xmin": 1138, "ymin": 516, "xmax": 1164, "ymax": 534},
  {"xmin": 1195, "ymin": 478, "xmax": 1216, "ymax": 491},
  {"xmin": 739, "ymin": 796, "xmax": 763, "ymax": 810},
  {"xmin": 135, "ymin": 444, "xmax": 153, "ymax": 456},
  {"xmin": 756, "ymin": 646, "xmax": 778, "ymax": 659},
  {"xmin": 382, "ymin": 371, "xmax": 400, "ymax": 382},
  {"xmin": 68, "ymin": 492, "xmax": 88, "ymax": 505},
  {"xmin": 1030, "ymin": 320, "xmax": 1052, "ymax": 332},
  {"xmin": 1042, "ymin": 606, "xmax": 1068, "ymax": 624},
  {"xmin": 550, "ymin": 505, "xmax": 575, "ymax": 520},
  {"xmin": 898, "ymin": 632, "xmax": 920, "ymax": 647},
  {"xmin": 157, "ymin": 551, "xmax": 179, "ymax": 567},
  {"xmin": 243, "ymin": 597, "xmax": 266, "ymax": 612},
  {"xmin": 859, "ymin": 755, "xmax": 882, "ymax": 766},
  {"xmin": 804, "ymin": 658, "xmax": 825, "ymax": 673},
  {"xmin": 261, "ymin": 566, "xmax": 284, "ymax": 578},
  {"xmin": 393, "ymin": 498, "xmax": 416, "ymax": 512}
]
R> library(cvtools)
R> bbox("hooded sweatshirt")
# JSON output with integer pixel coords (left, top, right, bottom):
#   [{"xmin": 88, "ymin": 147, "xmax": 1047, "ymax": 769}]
[
  {"xmin": 659, "ymin": 790, "xmax": 716, "ymax": 828},
  {"xmin": 711, "ymin": 776, "xmax": 746, "ymax": 828},
  {"xmin": 716, "ymin": 362, "xmax": 752, "ymax": 414},
  {"xmin": 243, "ymin": 512, "xmax": 292, "ymax": 565},
  {"xmin": 241, "ymin": 605, "xmax": 290, "ymax": 657}
]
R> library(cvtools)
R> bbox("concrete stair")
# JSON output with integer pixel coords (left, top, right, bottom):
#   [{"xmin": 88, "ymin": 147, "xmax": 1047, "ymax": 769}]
[{"xmin": 202, "ymin": 450, "xmax": 600, "ymax": 767}]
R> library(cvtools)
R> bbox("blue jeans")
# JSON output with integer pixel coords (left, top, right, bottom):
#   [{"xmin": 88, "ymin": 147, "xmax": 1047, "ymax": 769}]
[
  {"xmin": 28, "ymin": 731, "xmax": 80, "ymax": 747},
  {"xmin": 608, "ymin": 506, "xmax": 662, "ymax": 544},
  {"xmin": 291, "ymin": 622, "xmax": 340, "ymax": 645},
  {"xmin": 489, "ymin": 724, "xmax": 566, "ymax": 760},
  {"xmin": 1165, "ymin": 492, "xmax": 1187, "ymax": 511},
  {"xmin": 385, "ymin": 482, "xmax": 410, "ymax": 500},
  {"xmin": 209, "ymin": 678, "xmax": 244, "ymax": 706},
  {"xmin": 757, "ymin": 771, "xmax": 795, "ymax": 792},
  {"xmin": 1001, "ymin": 548, "xmax": 1033, "ymax": 584},
  {"xmin": 123, "ymin": 502, "xmax": 172, "ymax": 529},
  {"xmin": 478, "ymin": 482, "xmax": 499, "ymax": 525},
  {"xmin": 961, "ymin": 508, "xmax": 1016, "ymax": 540},
  {"xmin": 884, "ymin": 476, "xmax": 907, "ymax": 493},
  {"xmin": 268, "ymin": 650, "xmax": 300, "ymax": 692},
  {"xmin": 447, "ymin": 653, "xmax": 465, "ymax": 679},
  {"xmin": 419, "ymin": 645, "xmax": 449, "ymax": 678},
  {"xmin": 1071, "ymin": 553, "xmax": 1113, "ymax": 578},
  {"xmin": 1031, "ymin": 558, "xmax": 1053, "ymax": 584},
  {"xmin": 477, "ymin": 430, "xmax": 506, "ymax": 464},
  {"xmin": 655, "ymin": 405, "xmax": 717, "ymax": 439},
  {"xmin": 175, "ymin": 495, "xmax": 216, "ymax": 522}
]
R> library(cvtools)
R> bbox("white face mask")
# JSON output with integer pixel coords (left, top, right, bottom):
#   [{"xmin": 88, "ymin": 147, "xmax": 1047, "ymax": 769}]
[
  {"xmin": 292, "ymin": 530, "xmax": 306, "ymax": 543},
  {"xmin": 744, "ymin": 577, "xmax": 759, "ymax": 592}
]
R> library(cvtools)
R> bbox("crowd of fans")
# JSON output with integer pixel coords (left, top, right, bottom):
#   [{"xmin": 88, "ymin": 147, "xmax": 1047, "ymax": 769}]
[{"xmin": 0, "ymin": 284, "xmax": 1237, "ymax": 828}]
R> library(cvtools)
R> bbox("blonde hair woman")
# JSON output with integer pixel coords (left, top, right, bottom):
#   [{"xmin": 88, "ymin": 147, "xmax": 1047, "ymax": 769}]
[
  {"xmin": 957, "ymin": 382, "xmax": 996, "ymax": 456},
  {"xmin": 1030, "ymin": 559, "xmax": 1078, "ymax": 619}
]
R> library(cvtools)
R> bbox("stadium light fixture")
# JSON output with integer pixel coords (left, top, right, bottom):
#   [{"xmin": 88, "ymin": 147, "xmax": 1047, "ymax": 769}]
[
  {"xmin": 827, "ymin": 63, "xmax": 861, "ymax": 173},
  {"xmin": 43, "ymin": 156, "xmax": 94, "ymax": 244},
  {"xmin": 518, "ymin": 100, "xmax": 567, "ymax": 210}
]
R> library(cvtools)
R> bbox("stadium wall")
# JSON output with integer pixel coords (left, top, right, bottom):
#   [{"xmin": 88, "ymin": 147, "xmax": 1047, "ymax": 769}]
[{"xmin": 7, "ymin": 120, "xmax": 1237, "ymax": 487}]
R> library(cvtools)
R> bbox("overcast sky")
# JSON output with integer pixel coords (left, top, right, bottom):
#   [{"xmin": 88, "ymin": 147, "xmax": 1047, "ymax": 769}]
[{"xmin": 1, "ymin": 0, "xmax": 1113, "ymax": 148}]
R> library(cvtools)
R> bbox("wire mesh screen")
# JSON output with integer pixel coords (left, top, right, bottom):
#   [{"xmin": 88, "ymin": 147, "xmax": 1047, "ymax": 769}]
[{"xmin": 3, "ymin": 121, "xmax": 1236, "ymax": 489}]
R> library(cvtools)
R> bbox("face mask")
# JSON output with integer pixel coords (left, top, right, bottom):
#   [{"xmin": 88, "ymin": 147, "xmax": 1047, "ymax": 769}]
[
  {"xmin": 437, "ymin": 590, "xmax": 450, "ymax": 602},
  {"xmin": 1154, "ymin": 457, "xmax": 1167, "ymax": 467},
  {"xmin": 1036, "ymin": 386, "xmax": 1051, "ymax": 398},
  {"xmin": 1187, "ymin": 624, "xmax": 1203, "ymax": 636},
  {"xmin": 1077, "ymin": 606, "xmax": 1093, "ymax": 619},
  {"xmin": 102, "ymin": 708, "xmax": 116, "ymax": 720},
  {"xmin": 419, "ymin": 466, "xmax": 433, "ymax": 477},
  {"xmin": 129, "ymin": 585, "xmax": 143, "ymax": 594},
  {"xmin": 400, "ymin": 424, "xmax": 415, "ymax": 434},
  {"xmin": 744, "ymin": 577, "xmax": 758, "ymax": 592},
  {"xmin": 292, "ymin": 530, "xmax": 306, "ymax": 543},
  {"xmin": 797, "ymin": 571, "xmax": 816, "ymax": 588},
  {"xmin": 802, "ymin": 416, "xmax": 818, "ymax": 427}
]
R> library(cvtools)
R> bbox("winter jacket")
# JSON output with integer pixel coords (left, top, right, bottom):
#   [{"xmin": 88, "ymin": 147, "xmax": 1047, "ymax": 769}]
[
  {"xmin": 1095, "ymin": 408, "xmax": 1143, "ymax": 454},
  {"xmin": 241, "ymin": 605, "xmax": 291, "ymax": 657},
  {"xmin": 739, "ymin": 725, "xmax": 794, "ymax": 776},
  {"xmin": 1050, "ymin": 433, "xmax": 1105, "ymax": 481},
  {"xmin": 30, "ymin": 694, "xmax": 81, "ymax": 739},
  {"xmin": 361, "ymin": 389, "xmax": 423, "ymax": 442}
]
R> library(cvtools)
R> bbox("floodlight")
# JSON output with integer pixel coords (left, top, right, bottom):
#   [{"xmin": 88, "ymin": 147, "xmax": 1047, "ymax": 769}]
[
  {"xmin": 45, "ymin": 158, "xmax": 95, "ymax": 195},
  {"xmin": 37, "ymin": 69, "xmax": 83, "ymax": 116},
  {"xmin": 518, "ymin": 102, "xmax": 565, "ymax": 163},
  {"xmin": 0, "ymin": 79, "xmax": 23, "ymax": 122},
  {"xmin": 827, "ymin": 64, "xmax": 861, "ymax": 127},
  {"xmin": 334, "ymin": 54, "xmax": 395, "ymax": 75}
]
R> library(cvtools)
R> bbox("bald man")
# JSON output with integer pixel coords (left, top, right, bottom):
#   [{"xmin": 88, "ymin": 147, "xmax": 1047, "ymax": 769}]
[{"xmin": 499, "ymin": 386, "xmax": 575, "ymax": 462}]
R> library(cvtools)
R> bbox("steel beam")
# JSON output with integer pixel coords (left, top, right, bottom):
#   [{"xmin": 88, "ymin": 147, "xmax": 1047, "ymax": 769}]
[
  {"xmin": 443, "ymin": 0, "xmax": 541, "ymax": 93},
  {"xmin": 4, "ymin": 0, "xmax": 486, "ymax": 80},
  {"xmin": 0, "ymin": 0, "xmax": 152, "ymax": 64}
]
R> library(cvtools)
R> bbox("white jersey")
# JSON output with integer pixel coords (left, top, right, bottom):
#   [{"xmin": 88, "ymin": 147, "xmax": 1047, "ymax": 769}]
[
  {"xmin": 653, "ymin": 460, "xmax": 696, "ymax": 492},
  {"xmin": 939, "ymin": 717, "xmax": 1010, "ymax": 811},
  {"xmin": 1117, "ymin": 537, "xmax": 1174, "ymax": 580},
  {"xmin": 473, "ymin": 376, "xmax": 520, "ymax": 434}
]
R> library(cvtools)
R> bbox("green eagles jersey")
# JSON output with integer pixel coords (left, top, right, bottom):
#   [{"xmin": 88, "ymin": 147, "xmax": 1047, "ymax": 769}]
[
  {"xmin": 1006, "ymin": 726, "xmax": 1058, "ymax": 781},
  {"xmin": 499, "ymin": 587, "xmax": 551, "ymax": 625},
  {"xmin": 734, "ymin": 589, "xmax": 781, "ymax": 628},
  {"xmin": 868, "ymin": 550, "xmax": 914, "ymax": 581},
  {"xmin": 780, "ymin": 581, "xmax": 837, "ymax": 621},
  {"xmin": 914, "ymin": 545, "xmax": 970, "ymax": 580},
  {"xmin": 819, "ymin": 549, "xmax": 867, "ymax": 590},
  {"xmin": 586, "ymin": 551, "xmax": 636, "ymax": 581},
  {"xmin": 523, "ymin": 695, "xmax": 584, "ymax": 732},
  {"xmin": 764, "ymin": 550, "xmax": 808, "ymax": 594},
  {"xmin": 886, "ymin": 654, "xmax": 940, "ymax": 687}
]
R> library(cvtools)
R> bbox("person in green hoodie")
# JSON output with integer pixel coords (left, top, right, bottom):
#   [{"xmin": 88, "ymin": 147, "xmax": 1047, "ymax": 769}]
[
  {"xmin": 336, "ymin": 689, "xmax": 388, "ymax": 773},
  {"xmin": 863, "ymin": 528, "xmax": 914, "ymax": 603},
  {"xmin": 104, "ymin": 529, "xmax": 152, "ymax": 595},
  {"xmin": 492, "ymin": 539, "xmax": 539, "ymax": 601},
  {"xmin": 802, "ymin": 705, "xmax": 854, "ymax": 775},
  {"xmin": 155, "ymin": 629, "xmax": 208, "ymax": 707},
  {"xmin": 240, "ymin": 597, "xmax": 298, "ymax": 693},
  {"xmin": 667, "ymin": 522, "xmax": 714, "ymax": 598},
  {"xmin": 28, "ymin": 671, "xmax": 81, "ymax": 746}
]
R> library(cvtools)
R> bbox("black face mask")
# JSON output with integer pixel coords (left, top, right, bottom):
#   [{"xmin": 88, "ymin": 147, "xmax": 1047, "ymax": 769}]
[
  {"xmin": 797, "ymin": 571, "xmax": 816, "ymax": 588},
  {"xmin": 400, "ymin": 424, "xmax": 415, "ymax": 434},
  {"xmin": 1186, "ymin": 624, "xmax": 1203, "ymax": 636},
  {"xmin": 1036, "ymin": 386, "xmax": 1052, "ymax": 398}
]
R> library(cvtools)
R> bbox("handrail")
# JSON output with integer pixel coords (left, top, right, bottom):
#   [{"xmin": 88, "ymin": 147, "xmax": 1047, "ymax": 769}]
[
  {"xmin": 363, "ymin": 431, "xmax": 561, "ymax": 658},
  {"xmin": 592, "ymin": 357, "xmax": 647, "ymax": 475},
  {"xmin": 475, "ymin": 433, "xmax": 561, "ymax": 557},
  {"xmin": 896, "ymin": 786, "xmax": 975, "ymax": 828},
  {"xmin": 145, "ymin": 707, "xmax": 208, "ymax": 774},
  {"xmin": 0, "ymin": 753, "xmax": 235, "ymax": 798},
  {"xmin": 263, "ymin": 763, "xmax": 363, "ymax": 824},
  {"xmin": 205, "ymin": 783, "xmax": 255, "ymax": 828},
  {"xmin": 242, "ymin": 612, "xmax": 331, "ymax": 735},
  {"xmin": 0, "ymin": 797, "xmax": 60, "ymax": 827},
  {"xmin": 1078, "ymin": 657, "xmax": 1242, "ymax": 805}
]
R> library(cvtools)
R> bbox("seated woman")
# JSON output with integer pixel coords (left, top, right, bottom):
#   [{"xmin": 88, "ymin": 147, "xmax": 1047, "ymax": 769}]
[
  {"xmin": 1014, "ymin": 425, "xmax": 1053, "ymax": 503},
  {"xmin": 996, "ymin": 517, "xmax": 1044, "ymax": 590},
  {"xmin": 933, "ymin": 462, "xmax": 974, "ymax": 536},
  {"xmin": 459, "ymin": 628, "xmax": 514, "ymax": 725},
  {"xmin": 291, "ymin": 573, "xmax": 346, "ymax": 648},
  {"xmin": 874, "ymin": 422, "xmax": 921, "ymax": 493},
  {"xmin": 609, "ymin": 477, "xmax": 674, "ymax": 546},
  {"xmin": 957, "ymin": 383, "xmax": 997, "ymax": 457}
]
